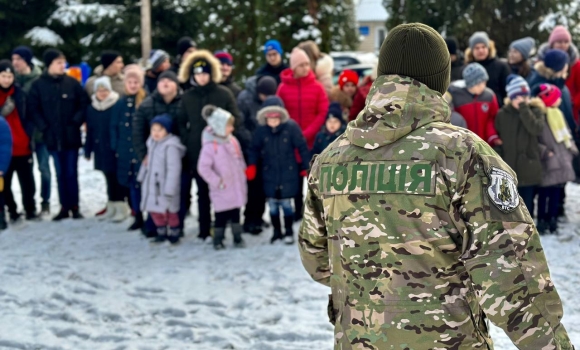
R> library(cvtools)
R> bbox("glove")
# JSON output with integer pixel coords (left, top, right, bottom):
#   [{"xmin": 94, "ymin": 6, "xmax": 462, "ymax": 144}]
[
  {"xmin": 0, "ymin": 97, "xmax": 15, "ymax": 117},
  {"xmin": 300, "ymin": 170, "xmax": 308, "ymax": 177},
  {"xmin": 246, "ymin": 165, "xmax": 257, "ymax": 181}
]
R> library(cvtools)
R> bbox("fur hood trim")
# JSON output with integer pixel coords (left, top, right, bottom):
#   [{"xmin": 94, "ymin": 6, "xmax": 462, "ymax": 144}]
[
  {"xmin": 257, "ymin": 106, "xmax": 290, "ymax": 125},
  {"xmin": 502, "ymin": 97, "xmax": 546, "ymax": 112},
  {"xmin": 465, "ymin": 40, "xmax": 497, "ymax": 63},
  {"xmin": 316, "ymin": 54, "xmax": 334, "ymax": 77},
  {"xmin": 533, "ymin": 61, "xmax": 569, "ymax": 80},
  {"xmin": 178, "ymin": 50, "xmax": 222, "ymax": 84}
]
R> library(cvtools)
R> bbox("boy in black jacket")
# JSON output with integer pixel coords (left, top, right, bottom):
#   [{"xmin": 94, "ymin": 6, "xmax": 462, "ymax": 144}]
[
  {"xmin": 311, "ymin": 102, "xmax": 346, "ymax": 156},
  {"xmin": 246, "ymin": 97, "xmax": 310, "ymax": 244}
]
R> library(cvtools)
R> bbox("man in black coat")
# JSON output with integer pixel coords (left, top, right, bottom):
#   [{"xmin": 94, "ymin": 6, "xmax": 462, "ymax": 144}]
[
  {"xmin": 177, "ymin": 50, "xmax": 248, "ymax": 240},
  {"xmin": 215, "ymin": 51, "xmax": 242, "ymax": 98},
  {"xmin": 29, "ymin": 49, "xmax": 89, "ymax": 221},
  {"xmin": 255, "ymin": 40, "xmax": 288, "ymax": 85}
]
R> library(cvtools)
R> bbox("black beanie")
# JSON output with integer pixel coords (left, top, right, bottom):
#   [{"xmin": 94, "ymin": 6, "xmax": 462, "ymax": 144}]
[
  {"xmin": 377, "ymin": 23, "xmax": 451, "ymax": 95},
  {"xmin": 191, "ymin": 59, "xmax": 212, "ymax": 76},
  {"xmin": 0, "ymin": 60, "xmax": 15, "ymax": 77},
  {"xmin": 158, "ymin": 70, "xmax": 179, "ymax": 86},
  {"xmin": 256, "ymin": 76, "xmax": 277, "ymax": 96},
  {"xmin": 43, "ymin": 48, "xmax": 65, "ymax": 68},
  {"xmin": 177, "ymin": 37, "xmax": 197, "ymax": 56},
  {"xmin": 445, "ymin": 38, "xmax": 458, "ymax": 55},
  {"xmin": 101, "ymin": 50, "xmax": 121, "ymax": 70}
]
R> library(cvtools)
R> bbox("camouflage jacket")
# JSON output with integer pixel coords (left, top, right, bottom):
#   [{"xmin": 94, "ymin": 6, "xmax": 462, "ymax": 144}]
[{"xmin": 299, "ymin": 75, "xmax": 573, "ymax": 350}]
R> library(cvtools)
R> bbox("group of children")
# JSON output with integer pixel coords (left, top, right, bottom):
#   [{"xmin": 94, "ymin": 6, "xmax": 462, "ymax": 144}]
[{"xmin": 447, "ymin": 48, "xmax": 579, "ymax": 234}]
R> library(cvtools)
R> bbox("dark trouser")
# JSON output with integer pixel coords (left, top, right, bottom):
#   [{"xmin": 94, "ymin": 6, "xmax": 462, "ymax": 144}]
[
  {"xmin": 5, "ymin": 155, "xmax": 36, "ymax": 215},
  {"xmin": 179, "ymin": 169, "xmax": 211, "ymax": 236},
  {"xmin": 104, "ymin": 171, "xmax": 126, "ymax": 202},
  {"xmin": 127, "ymin": 176, "xmax": 141, "ymax": 213},
  {"xmin": 518, "ymin": 186, "xmax": 536, "ymax": 218},
  {"xmin": 51, "ymin": 150, "xmax": 79, "ymax": 211},
  {"xmin": 294, "ymin": 176, "xmax": 304, "ymax": 220},
  {"xmin": 35, "ymin": 142, "xmax": 51, "ymax": 205},
  {"xmin": 215, "ymin": 208, "xmax": 240, "ymax": 228},
  {"xmin": 244, "ymin": 172, "xmax": 266, "ymax": 225},
  {"xmin": 537, "ymin": 186, "xmax": 562, "ymax": 222}
]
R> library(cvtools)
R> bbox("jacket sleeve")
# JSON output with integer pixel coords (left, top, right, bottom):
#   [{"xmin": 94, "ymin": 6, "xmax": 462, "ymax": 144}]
[
  {"xmin": 28, "ymin": 82, "xmax": 47, "ymax": 132},
  {"xmin": 133, "ymin": 98, "xmax": 150, "ymax": 161},
  {"xmin": 196, "ymin": 144, "xmax": 221, "ymax": 188},
  {"xmin": 0, "ymin": 119, "xmax": 13, "ymax": 174},
  {"xmin": 566, "ymin": 62, "xmax": 580, "ymax": 121},
  {"xmin": 72, "ymin": 82, "xmax": 89, "ymax": 127},
  {"xmin": 109, "ymin": 102, "xmax": 120, "ymax": 152},
  {"xmin": 298, "ymin": 155, "xmax": 331, "ymax": 286},
  {"xmin": 227, "ymin": 91, "xmax": 251, "ymax": 159},
  {"xmin": 247, "ymin": 129, "xmax": 263, "ymax": 166},
  {"xmin": 561, "ymin": 88, "xmax": 578, "ymax": 134},
  {"xmin": 292, "ymin": 124, "xmax": 312, "ymax": 170},
  {"xmin": 84, "ymin": 108, "xmax": 93, "ymax": 158},
  {"xmin": 518, "ymin": 104, "xmax": 545, "ymax": 136},
  {"xmin": 303, "ymin": 85, "xmax": 329, "ymax": 144},
  {"xmin": 493, "ymin": 110, "xmax": 505, "ymax": 158},
  {"xmin": 486, "ymin": 94, "xmax": 500, "ymax": 144},
  {"xmin": 452, "ymin": 143, "xmax": 573, "ymax": 350},
  {"xmin": 163, "ymin": 145, "xmax": 183, "ymax": 197},
  {"xmin": 498, "ymin": 62, "xmax": 511, "ymax": 104},
  {"xmin": 350, "ymin": 90, "xmax": 366, "ymax": 121}
]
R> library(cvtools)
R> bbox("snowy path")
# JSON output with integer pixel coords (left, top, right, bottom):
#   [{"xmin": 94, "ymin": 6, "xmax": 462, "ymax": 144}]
[{"xmin": 0, "ymin": 159, "xmax": 578, "ymax": 349}]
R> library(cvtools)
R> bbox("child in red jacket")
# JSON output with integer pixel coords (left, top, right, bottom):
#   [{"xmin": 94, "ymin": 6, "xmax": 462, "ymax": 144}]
[{"xmin": 449, "ymin": 63, "xmax": 502, "ymax": 146}]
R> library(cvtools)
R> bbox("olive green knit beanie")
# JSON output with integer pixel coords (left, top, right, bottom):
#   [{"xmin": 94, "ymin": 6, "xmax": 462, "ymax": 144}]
[{"xmin": 377, "ymin": 23, "xmax": 451, "ymax": 95}]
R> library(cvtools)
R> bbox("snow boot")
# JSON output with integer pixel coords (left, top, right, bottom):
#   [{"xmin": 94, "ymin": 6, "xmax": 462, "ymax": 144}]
[
  {"xmin": 52, "ymin": 208, "xmax": 70, "ymax": 221},
  {"xmin": 270, "ymin": 214, "xmax": 283, "ymax": 244},
  {"xmin": 232, "ymin": 223, "xmax": 246, "ymax": 248},
  {"xmin": 40, "ymin": 202, "xmax": 50, "ymax": 216},
  {"xmin": 95, "ymin": 205, "xmax": 108, "ymax": 217},
  {"xmin": 111, "ymin": 202, "xmax": 128, "ymax": 223},
  {"xmin": 283, "ymin": 215, "xmax": 295, "ymax": 245},
  {"xmin": 9, "ymin": 212, "xmax": 22, "ymax": 223},
  {"xmin": 536, "ymin": 220, "xmax": 548, "ymax": 235},
  {"xmin": 168, "ymin": 227, "xmax": 181, "ymax": 245},
  {"xmin": 549, "ymin": 218, "xmax": 559, "ymax": 235},
  {"xmin": 152, "ymin": 226, "xmax": 168, "ymax": 243},
  {"xmin": 0, "ymin": 211, "xmax": 7, "ymax": 230},
  {"xmin": 26, "ymin": 211, "xmax": 41, "ymax": 221},
  {"xmin": 213, "ymin": 227, "xmax": 226, "ymax": 250},
  {"xmin": 99, "ymin": 202, "xmax": 115, "ymax": 221},
  {"xmin": 128, "ymin": 212, "xmax": 144, "ymax": 231},
  {"xmin": 71, "ymin": 207, "xmax": 84, "ymax": 219}
]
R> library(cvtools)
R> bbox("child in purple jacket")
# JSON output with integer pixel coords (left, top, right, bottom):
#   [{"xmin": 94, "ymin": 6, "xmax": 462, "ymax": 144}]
[{"xmin": 197, "ymin": 105, "xmax": 248, "ymax": 250}]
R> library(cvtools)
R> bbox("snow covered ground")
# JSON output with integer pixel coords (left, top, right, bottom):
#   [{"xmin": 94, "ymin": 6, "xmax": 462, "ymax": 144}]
[{"xmin": 0, "ymin": 158, "xmax": 579, "ymax": 349}]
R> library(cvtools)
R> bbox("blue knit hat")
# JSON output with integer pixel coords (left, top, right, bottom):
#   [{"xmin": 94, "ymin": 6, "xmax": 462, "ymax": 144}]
[
  {"xmin": 262, "ymin": 96, "xmax": 285, "ymax": 108},
  {"xmin": 12, "ymin": 46, "xmax": 34, "ymax": 68},
  {"xmin": 264, "ymin": 40, "xmax": 283, "ymax": 56},
  {"xmin": 505, "ymin": 74, "xmax": 530, "ymax": 100},
  {"xmin": 327, "ymin": 102, "xmax": 344, "ymax": 123},
  {"xmin": 462, "ymin": 63, "xmax": 489, "ymax": 89},
  {"xmin": 544, "ymin": 49, "xmax": 569, "ymax": 73},
  {"xmin": 151, "ymin": 114, "xmax": 173, "ymax": 133},
  {"xmin": 509, "ymin": 37, "xmax": 535, "ymax": 61}
]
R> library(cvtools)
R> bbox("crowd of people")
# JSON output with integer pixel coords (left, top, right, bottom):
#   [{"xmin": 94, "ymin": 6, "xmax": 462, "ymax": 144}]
[
  {"xmin": 1, "ymin": 25, "xmax": 579, "ymax": 247},
  {"xmin": 445, "ymin": 25, "xmax": 580, "ymax": 234}
]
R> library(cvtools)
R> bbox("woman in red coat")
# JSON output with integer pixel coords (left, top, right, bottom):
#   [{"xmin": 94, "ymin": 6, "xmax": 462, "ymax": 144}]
[
  {"xmin": 277, "ymin": 48, "xmax": 329, "ymax": 149},
  {"xmin": 276, "ymin": 47, "xmax": 328, "ymax": 221}
]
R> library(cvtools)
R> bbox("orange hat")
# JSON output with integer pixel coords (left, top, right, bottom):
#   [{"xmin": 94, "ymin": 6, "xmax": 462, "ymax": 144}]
[{"xmin": 338, "ymin": 70, "xmax": 359, "ymax": 90}]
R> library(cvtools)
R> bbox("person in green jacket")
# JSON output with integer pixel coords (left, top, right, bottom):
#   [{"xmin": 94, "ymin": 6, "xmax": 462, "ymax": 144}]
[
  {"xmin": 495, "ymin": 74, "xmax": 546, "ymax": 215},
  {"xmin": 299, "ymin": 23, "xmax": 573, "ymax": 350},
  {"xmin": 12, "ymin": 46, "xmax": 51, "ymax": 215}
]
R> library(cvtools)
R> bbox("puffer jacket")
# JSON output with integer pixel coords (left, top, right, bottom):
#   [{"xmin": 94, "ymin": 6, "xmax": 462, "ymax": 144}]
[
  {"xmin": 111, "ymin": 94, "xmax": 142, "ymax": 186},
  {"xmin": 132, "ymin": 90, "xmax": 182, "ymax": 161},
  {"xmin": 0, "ymin": 116, "xmax": 12, "ymax": 174},
  {"xmin": 277, "ymin": 69, "xmax": 329, "ymax": 148},
  {"xmin": 248, "ymin": 106, "xmax": 310, "ymax": 199},
  {"xmin": 236, "ymin": 75, "xmax": 262, "ymax": 133},
  {"xmin": 448, "ymin": 86, "xmax": 500, "ymax": 145},
  {"xmin": 137, "ymin": 134, "xmax": 186, "ymax": 213},
  {"xmin": 197, "ymin": 128, "xmax": 247, "ymax": 213},
  {"xmin": 84, "ymin": 92, "xmax": 120, "ymax": 173}
]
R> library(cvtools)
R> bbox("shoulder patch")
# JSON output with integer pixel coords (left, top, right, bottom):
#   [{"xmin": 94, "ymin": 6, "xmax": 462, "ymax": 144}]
[{"xmin": 486, "ymin": 166, "xmax": 519, "ymax": 213}]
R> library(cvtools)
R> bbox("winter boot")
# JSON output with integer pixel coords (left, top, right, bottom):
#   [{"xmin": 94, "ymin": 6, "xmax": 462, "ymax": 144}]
[
  {"xmin": 536, "ymin": 220, "xmax": 548, "ymax": 235},
  {"xmin": 283, "ymin": 215, "xmax": 295, "ymax": 245},
  {"xmin": 549, "ymin": 218, "xmax": 559, "ymax": 235},
  {"xmin": 71, "ymin": 207, "xmax": 84, "ymax": 219},
  {"xmin": 167, "ymin": 227, "xmax": 181, "ymax": 245},
  {"xmin": 9, "ymin": 212, "xmax": 22, "ymax": 223},
  {"xmin": 111, "ymin": 202, "xmax": 129, "ymax": 223},
  {"xmin": 26, "ymin": 211, "xmax": 41, "ymax": 221},
  {"xmin": 152, "ymin": 226, "xmax": 167, "ymax": 243},
  {"xmin": 213, "ymin": 227, "xmax": 226, "ymax": 250},
  {"xmin": 95, "ymin": 205, "xmax": 108, "ymax": 217},
  {"xmin": 0, "ymin": 212, "xmax": 7, "ymax": 230},
  {"xmin": 40, "ymin": 202, "xmax": 50, "ymax": 216},
  {"xmin": 128, "ymin": 212, "xmax": 144, "ymax": 231},
  {"xmin": 99, "ymin": 202, "xmax": 115, "ymax": 221},
  {"xmin": 270, "ymin": 214, "xmax": 283, "ymax": 244},
  {"xmin": 52, "ymin": 208, "xmax": 70, "ymax": 221},
  {"xmin": 232, "ymin": 223, "xmax": 246, "ymax": 248}
]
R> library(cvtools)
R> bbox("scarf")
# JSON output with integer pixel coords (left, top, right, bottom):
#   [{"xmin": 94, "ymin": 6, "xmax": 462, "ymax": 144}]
[
  {"xmin": 546, "ymin": 107, "xmax": 573, "ymax": 148},
  {"xmin": 91, "ymin": 91, "xmax": 120, "ymax": 111}
]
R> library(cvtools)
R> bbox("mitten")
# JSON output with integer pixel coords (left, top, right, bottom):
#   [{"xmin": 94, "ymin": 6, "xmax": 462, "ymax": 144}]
[
  {"xmin": 246, "ymin": 165, "xmax": 257, "ymax": 181},
  {"xmin": 300, "ymin": 170, "xmax": 308, "ymax": 177}
]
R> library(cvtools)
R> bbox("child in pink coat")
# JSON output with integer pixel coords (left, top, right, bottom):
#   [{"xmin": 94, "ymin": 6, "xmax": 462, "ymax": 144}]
[{"xmin": 197, "ymin": 105, "xmax": 248, "ymax": 250}]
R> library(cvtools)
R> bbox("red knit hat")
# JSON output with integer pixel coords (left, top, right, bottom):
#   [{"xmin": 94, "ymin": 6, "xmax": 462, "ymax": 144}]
[
  {"xmin": 338, "ymin": 70, "xmax": 359, "ymax": 90},
  {"xmin": 538, "ymin": 84, "xmax": 562, "ymax": 108}
]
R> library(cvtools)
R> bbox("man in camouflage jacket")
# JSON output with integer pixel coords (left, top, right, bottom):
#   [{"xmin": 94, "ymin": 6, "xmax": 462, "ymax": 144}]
[{"xmin": 299, "ymin": 23, "xmax": 574, "ymax": 350}]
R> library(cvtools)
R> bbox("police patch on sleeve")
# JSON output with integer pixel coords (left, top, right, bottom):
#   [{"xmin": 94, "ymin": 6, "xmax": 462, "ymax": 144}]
[{"xmin": 486, "ymin": 167, "xmax": 520, "ymax": 213}]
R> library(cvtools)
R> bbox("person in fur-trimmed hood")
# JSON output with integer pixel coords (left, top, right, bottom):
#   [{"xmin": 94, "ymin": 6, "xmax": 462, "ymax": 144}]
[
  {"xmin": 494, "ymin": 74, "xmax": 546, "ymax": 214},
  {"xmin": 177, "ymin": 49, "xmax": 246, "ymax": 241},
  {"xmin": 197, "ymin": 106, "xmax": 247, "ymax": 250},
  {"xmin": 465, "ymin": 31, "xmax": 511, "ymax": 106},
  {"xmin": 247, "ymin": 96, "xmax": 310, "ymax": 244},
  {"xmin": 298, "ymin": 40, "xmax": 334, "ymax": 96}
]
